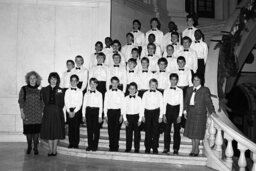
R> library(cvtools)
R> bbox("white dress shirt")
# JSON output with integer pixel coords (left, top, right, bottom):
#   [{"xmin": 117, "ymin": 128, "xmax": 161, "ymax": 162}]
[
  {"xmin": 89, "ymin": 64, "xmax": 108, "ymax": 82},
  {"xmin": 190, "ymin": 85, "xmax": 201, "ymax": 105},
  {"xmin": 164, "ymin": 56, "xmax": 178, "ymax": 73},
  {"xmin": 71, "ymin": 66, "xmax": 88, "ymax": 92},
  {"xmin": 137, "ymin": 70, "xmax": 154, "ymax": 90},
  {"xmin": 131, "ymin": 30, "xmax": 145, "ymax": 47},
  {"xmin": 104, "ymin": 89, "xmax": 125, "ymax": 115},
  {"xmin": 82, "ymin": 90, "xmax": 103, "ymax": 118},
  {"xmin": 102, "ymin": 47, "xmax": 113, "ymax": 55},
  {"xmin": 142, "ymin": 90, "xmax": 164, "ymax": 118},
  {"xmin": 145, "ymin": 28, "xmax": 164, "ymax": 48},
  {"xmin": 126, "ymin": 70, "xmax": 139, "ymax": 86},
  {"xmin": 190, "ymin": 40, "xmax": 208, "ymax": 63},
  {"xmin": 143, "ymin": 55, "xmax": 159, "ymax": 72},
  {"xmin": 163, "ymin": 43, "xmax": 183, "ymax": 57},
  {"xmin": 141, "ymin": 43, "xmax": 162, "ymax": 58},
  {"xmin": 88, "ymin": 52, "xmax": 104, "ymax": 69},
  {"xmin": 174, "ymin": 67, "xmax": 193, "ymax": 87},
  {"xmin": 105, "ymin": 51, "xmax": 126, "ymax": 66},
  {"xmin": 64, "ymin": 87, "xmax": 83, "ymax": 114},
  {"xmin": 182, "ymin": 26, "xmax": 198, "ymax": 42},
  {"xmin": 124, "ymin": 95, "xmax": 143, "ymax": 122},
  {"xmin": 163, "ymin": 87, "xmax": 184, "ymax": 117},
  {"xmin": 175, "ymin": 48, "xmax": 198, "ymax": 73},
  {"xmin": 60, "ymin": 70, "xmax": 72, "ymax": 88},
  {"xmin": 155, "ymin": 70, "xmax": 170, "ymax": 90},
  {"xmin": 107, "ymin": 65, "xmax": 127, "ymax": 92},
  {"xmin": 121, "ymin": 43, "xmax": 137, "ymax": 62}
]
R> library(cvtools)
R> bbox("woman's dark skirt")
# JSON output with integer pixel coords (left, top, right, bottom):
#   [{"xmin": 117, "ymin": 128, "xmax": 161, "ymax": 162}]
[
  {"xmin": 23, "ymin": 124, "xmax": 41, "ymax": 134},
  {"xmin": 40, "ymin": 105, "xmax": 65, "ymax": 140},
  {"xmin": 184, "ymin": 106, "xmax": 207, "ymax": 140}
]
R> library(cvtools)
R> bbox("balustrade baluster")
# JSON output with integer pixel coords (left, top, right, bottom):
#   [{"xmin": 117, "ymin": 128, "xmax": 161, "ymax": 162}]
[
  {"xmin": 224, "ymin": 133, "xmax": 234, "ymax": 169},
  {"xmin": 238, "ymin": 143, "xmax": 248, "ymax": 171}
]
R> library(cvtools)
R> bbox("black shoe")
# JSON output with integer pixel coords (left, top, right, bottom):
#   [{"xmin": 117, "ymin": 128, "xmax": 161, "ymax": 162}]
[
  {"xmin": 109, "ymin": 148, "xmax": 114, "ymax": 152},
  {"xmin": 145, "ymin": 149, "xmax": 150, "ymax": 154},
  {"xmin": 189, "ymin": 153, "xmax": 194, "ymax": 156},
  {"xmin": 26, "ymin": 148, "xmax": 32, "ymax": 154},
  {"xmin": 34, "ymin": 149, "xmax": 39, "ymax": 155},
  {"xmin": 153, "ymin": 149, "xmax": 158, "ymax": 154},
  {"xmin": 86, "ymin": 147, "xmax": 91, "ymax": 151},
  {"xmin": 68, "ymin": 144, "xmax": 73, "ymax": 149},
  {"xmin": 48, "ymin": 153, "xmax": 53, "ymax": 157},
  {"xmin": 134, "ymin": 149, "xmax": 139, "ymax": 153},
  {"xmin": 92, "ymin": 148, "xmax": 97, "ymax": 152},
  {"xmin": 162, "ymin": 149, "xmax": 169, "ymax": 154},
  {"xmin": 125, "ymin": 149, "xmax": 131, "ymax": 152},
  {"xmin": 52, "ymin": 152, "xmax": 57, "ymax": 156},
  {"xmin": 193, "ymin": 153, "xmax": 199, "ymax": 157},
  {"xmin": 173, "ymin": 150, "xmax": 179, "ymax": 155}
]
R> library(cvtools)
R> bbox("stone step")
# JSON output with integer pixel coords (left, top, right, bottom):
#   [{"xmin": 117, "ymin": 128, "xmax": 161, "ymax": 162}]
[
  {"xmin": 40, "ymin": 141, "xmax": 207, "ymax": 166},
  {"xmin": 60, "ymin": 137, "xmax": 203, "ymax": 154}
]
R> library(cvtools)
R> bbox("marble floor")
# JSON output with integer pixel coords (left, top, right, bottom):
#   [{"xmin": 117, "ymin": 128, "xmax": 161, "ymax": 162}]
[{"xmin": 0, "ymin": 142, "xmax": 215, "ymax": 171}]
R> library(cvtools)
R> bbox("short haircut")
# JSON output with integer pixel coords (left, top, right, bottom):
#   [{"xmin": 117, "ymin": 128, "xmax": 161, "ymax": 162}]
[
  {"xmin": 150, "ymin": 17, "xmax": 161, "ymax": 29},
  {"xmin": 194, "ymin": 29, "xmax": 204, "ymax": 39},
  {"xmin": 186, "ymin": 13, "xmax": 198, "ymax": 26},
  {"xmin": 171, "ymin": 31, "xmax": 179, "ymax": 38},
  {"xmin": 131, "ymin": 47, "xmax": 139, "ymax": 53},
  {"xmin": 148, "ymin": 33, "xmax": 156, "ymax": 39},
  {"xmin": 126, "ymin": 32, "xmax": 134, "ymax": 38},
  {"xmin": 112, "ymin": 39, "xmax": 121, "ymax": 47},
  {"xmin": 141, "ymin": 57, "xmax": 149, "ymax": 63},
  {"xmin": 128, "ymin": 58, "xmax": 137, "ymax": 65},
  {"xmin": 149, "ymin": 78, "xmax": 158, "ymax": 85},
  {"xmin": 128, "ymin": 82, "xmax": 138, "ymax": 90},
  {"xmin": 193, "ymin": 73, "xmax": 204, "ymax": 85},
  {"xmin": 133, "ymin": 19, "xmax": 141, "ymax": 30},
  {"xmin": 170, "ymin": 73, "xmax": 179, "ymax": 80},
  {"xmin": 147, "ymin": 42, "xmax": 156, "ymax": 50},
  {"xmin": 70, "ymin": 74, "xmax": 79, "ymax": 82},
  {"xmin": 75, "ymin": 55, "xmax": 84, "ymax": 64},
  {"xmin": 177, "ymin": 56, "xmax": 186, "ymax": 62},
  {"xmin": 111, "ymin": 76, "xmax": 120, "ymax": 83},
  {"xmin": 66, "ymin": 60, "xmax": 75, "ymax": 66},
  {"xmin": 168, "ymin": 21, "xmax": 178, "ymax": 32},
  {"xmin": 158, "ymin": 57, "xmax": 168, "ymax": 65},
  {"xmin": 112, "ymin": 53, "xmax": 121, "ymax": 59},
  {"xmin": 95, "ymin": 41, "xmax": 103, "ymax": 48},
  {"xmin": 48, "ymin": 72, "xmax": 60, "ymax": 86},
  {"xmin": 166, "ymin": 44, "xmax": 174, "ymax": 49},
  {"xmin": 182, "ymin": 36, "xmax": 192, "ymax": 44},
  {"xmin": 97, "ymin": 52, "xmax": 106, "ymax": 61},
  {"xmin": 89, "ymin": 77, "xmax": 98, "ymax": 84},
  {"xmin": 25, "ymin": 71, "xmax": 42, "ymax": 86},
  {"xmin": 105, "ymin": 37, "xmax": 112, "ymax": 41}
]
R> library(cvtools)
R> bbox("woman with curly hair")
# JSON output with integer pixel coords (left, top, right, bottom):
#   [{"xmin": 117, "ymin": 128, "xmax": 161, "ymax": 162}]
[
  {"xmin": 18, "ymin": 71, "xmax": 44, "ymax": 155},
  {"xmin": 40, "ymin": 72, "xmax": 65, "ymax": 156}
]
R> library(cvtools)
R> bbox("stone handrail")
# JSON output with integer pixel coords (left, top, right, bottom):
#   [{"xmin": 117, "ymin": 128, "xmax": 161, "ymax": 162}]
[{"xmin": 204, "ymin": 0, "xmax": 256, "ymax": 170}]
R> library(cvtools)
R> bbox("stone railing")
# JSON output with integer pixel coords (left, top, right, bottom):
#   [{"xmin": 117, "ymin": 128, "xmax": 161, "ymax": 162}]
[{"xmin": 204, "ymin": 0, "xmax": 256, "ymax": 170}]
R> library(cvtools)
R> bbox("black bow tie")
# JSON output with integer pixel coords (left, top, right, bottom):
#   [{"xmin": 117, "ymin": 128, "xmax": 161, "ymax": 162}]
[
  {"xmin": 90, "ymin": 90, "xmax": 95, "ymax": 93},
  {"xmin": 152, "ymin": 29, "xmax": 157, "ymax": 31},
  {"xmin": 127, "ymin": 43, "xmax": 132, "ymax": 45},
  {"xmin": 67, "ymin": 70, "xmax": 71, "ymax": 72},
  {"xmin": 133, "ymin": 30, "xmax": 138, "ymax": 33},
  {"xmin": 112, "ymin": 89, "xmax": 118, "ymax": 91},
  {"xmin": 71, "ymin": 88, "xmax": 77, "ymax": 91},
  {"xmin": 172, "ymin": 43, "xmax": 177, "ymax": 45},
  {"xmin": 160, "ymin": 70, "xmax": 165, "ymax": 72},
  {"xmin": 114, "ymin": 65, "xmax": 119, "ymax": 67},
  {"xmin": 179, "ymin": 69, "xmax": 184, "ymax": 71},
  {"xmin": 76, "ymin": 67, "xmax": 81, "ymax": 70},
  {"xmin": 170, "ymin": 87, "xmax": 176, "ymax": 90},
  {"xmin": 129, "ymin": 95, "xmax": 136, "ymax": 98},
  {"xmin": 195, "ymin": 40, "xmax": 200, "ymax": 43},
  {"xmin": 167, "ymin": 55, "xmax": 172, "ymax": 58},
  {"xmin": 94, "ymin": 52, "xmax": 98, "ymax": 55},
  {"xmin": 150, "ymin": 90, "xmax": 156, "ymax": 92},
  {"xmin": 184, "ymin": 49, "xmax": 189, "ymax": 52},
  {"xmin": 97, "ymin": 64, "xmax": 102, "ymax": 66},
  {"xmin": 142, "ymin": 70, "xmax": 148, "ymax": 73},
  {"xmin": 188, "ymin": 28, "xmax": 193, "ymax": 30},
  {"xmin": 129, "ymin": 70, "xmax": 134, "ymax": 73},
  {"xmin": 148, "ymin": 54, "xmax": 153, "ymax": 56},
  {"xmin": 113, "ymin": 51, "xmax": 118, "ymax": 54},
  {"xmin": 193, "ymin": 88, "xmax": 197, "ymax": 92}
]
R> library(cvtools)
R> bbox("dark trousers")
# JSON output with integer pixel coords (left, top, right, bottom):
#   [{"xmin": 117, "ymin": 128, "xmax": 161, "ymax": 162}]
[
  {"xmin": 107, "ymin": 109, "xmax": 121, "ymax": 150},
  {"xmin": 126, "ymin": 114, "xmax": 141, "ymax": 150},
  {"xmin": 138, "ymin": 89, "xmax": 147, "ymax": 98},
  {"xmin": 178, "ymin": 86, "xmax": 188, "ymax": 128},
  {"xmin": 97, "ymin": 81, "xmax": 106, "ymax": 120},
  {"xmin": 197, "ymin": 59, "xmax": 205, "ymax": 78},
  {"xmin": 164, "ymin": 104, "xmax": 181, "ymax": 151},
  {"xmin": 67, "ymin": 111, "xmax": 80, "ymax": 146},
  {"xmin": 77, "ymin": 81, "xmax": 86, "ymax": 124},
  {"xmin": 86, "ymin": 107, "xmax": 100, "ymax": 150},
  {"xmin": 144, "ymin": 108, "xmax": 160, "ymax": 150}
]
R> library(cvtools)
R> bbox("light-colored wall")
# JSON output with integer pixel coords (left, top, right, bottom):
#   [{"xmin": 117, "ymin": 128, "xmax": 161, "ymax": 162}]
[{"xmin": 0, "ymin": 0, "xmax": 111, "ymax": 140}]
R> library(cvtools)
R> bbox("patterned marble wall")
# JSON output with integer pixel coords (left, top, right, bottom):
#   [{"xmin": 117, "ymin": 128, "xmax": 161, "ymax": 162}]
[{"xmin": 0, "ymin": 0, "xmax": 111, "ymax": 138}]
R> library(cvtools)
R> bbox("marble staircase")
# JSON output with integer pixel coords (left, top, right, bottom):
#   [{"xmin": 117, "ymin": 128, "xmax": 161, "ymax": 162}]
[{"xmin": 41, "ymin": 125, "xmax": 207, "ymax": 166}]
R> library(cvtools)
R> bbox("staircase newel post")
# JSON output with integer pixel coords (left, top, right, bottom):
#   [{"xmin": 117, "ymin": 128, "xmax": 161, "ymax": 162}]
[
  {"xmin": 237, "ymin": 143, "xmax": 248, "ymax": 171},
  {"xmin": 252, "ymin": 152, "xmax": 256, "ymax": 171},
  {"xmin": 224, "ymin": 133, "xmax": 234, "ymax": 169},
  {"xmin": 214, "ymin": 124, "xmax": 223, "ymax": 159}
]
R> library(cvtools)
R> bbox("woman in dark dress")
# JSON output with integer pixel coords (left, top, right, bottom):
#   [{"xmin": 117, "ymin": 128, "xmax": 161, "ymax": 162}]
[
  {"xmin": 183, "ymin": 74, "xmax": 217, "ymax": 156},
  {"xmin": 18, "ymin": 71, "xmax": 44, "ymax": 155},
  {"xmin": 40, "ymin": 72, "xmax": 65, "ymax": 156}
]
